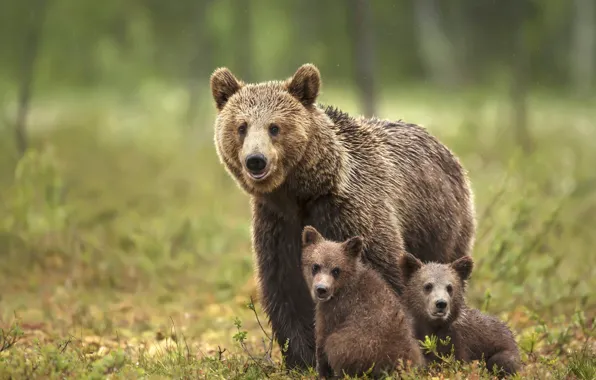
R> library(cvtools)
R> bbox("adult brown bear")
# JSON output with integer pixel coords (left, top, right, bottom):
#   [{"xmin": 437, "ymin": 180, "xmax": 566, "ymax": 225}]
[{"xmin": 209, "ymin": 63, "xmax": 476, "ymax": 370}]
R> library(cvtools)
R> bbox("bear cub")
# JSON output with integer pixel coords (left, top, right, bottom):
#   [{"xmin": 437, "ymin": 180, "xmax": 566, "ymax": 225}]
[
  {"xmin": 301, "ymin": 226, "xmax": 423, "ymax": 379},
  {"xmin": 399, "ymin": 253, "xmax": 521, "ymax": 378}
]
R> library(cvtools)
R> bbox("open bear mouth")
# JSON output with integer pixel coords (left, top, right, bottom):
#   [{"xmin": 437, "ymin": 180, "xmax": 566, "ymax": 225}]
[
  {"xmin": 431, "ymin": 311, "xmax": 448, "ymax": 318},
  {"xmin": 315, "ymin": 294, "xmax": 332, "ymax": 303},
  {"xmin": 248, "ymin": 170, "xmax": 268, "ymax": 180},
  {"xmin": 244, "ymin": 165, "xmax": 271, "ymax": 181}
]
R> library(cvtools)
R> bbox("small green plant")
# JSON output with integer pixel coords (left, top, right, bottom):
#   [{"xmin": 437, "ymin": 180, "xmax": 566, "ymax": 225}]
[
  {"xmin": 232, "ymin": 317, "xmax": 248, "ymax": 346},
  {"xmin": 419, "ymin": 334, "xmax": 456, "ymax": 364},
  {"xmin": 519, "ymin": 330, "xmax": 540, "ymax": 356},
  {"xmin": 232, "ymin": 303, "xmax": 278, "ymax": 378},
  {"xmin": 566, "ymin": 347, "xmax": 596, "ymax": 380},
  {"xmin": 482, "ymin": 288, "xmax": 493, "ymax": 312},
  {"xmin": 3, "ymin": 147, "xmax": 69, "ymax": 238},
  {"xmin": 0, "ymin": 322, "xmax": 24, "ymax": 353}
]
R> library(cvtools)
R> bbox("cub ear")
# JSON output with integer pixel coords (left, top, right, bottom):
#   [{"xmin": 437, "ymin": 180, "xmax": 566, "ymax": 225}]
[
  {"xmin": 286, "ymin": 63, "xmax": 321, "ymax": 107},
  {"xmin": 302, "ymin": 225, "xmax": 323, "ymax": 247},
  {"xmin": 343, "ymin": 236, "xmax": 364, "ymax": 258},
  {"xmin": 210, "ymin": 67, "xmax": 243, "ymax": 111},
  {"xmin": 451, "ymin": 256, "xmax": 474, "ymax": 281},
  {"xmin": 399, "ymin": 252, "xmax": 423, "ymax": 281}
]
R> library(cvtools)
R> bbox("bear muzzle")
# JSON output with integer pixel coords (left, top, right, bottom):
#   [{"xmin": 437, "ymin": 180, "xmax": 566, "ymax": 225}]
[
  {"xmin": 430, "ymin": 298, "xmax": 450, "ymax": 319},
  {"xmin": 244, "ymin": 153, "xmax": 269, "ymax": 180}
]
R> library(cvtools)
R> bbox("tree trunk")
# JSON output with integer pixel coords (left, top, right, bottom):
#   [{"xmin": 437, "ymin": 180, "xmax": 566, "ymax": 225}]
[
  {"xmin": 570, "ymin": 0, "xmax": 595, "ymax": 96},
  {"xmin": 348, "ymin": 0, "xmax": 376, "ymax": 117},
  {"xmin": 413, "ymin": 0, "xmax": 462, "ymax": 88},
  {"xmin": 186, "ymin": 0, "xmax": 212, "ymax": 127},
  {"xmin": 448, "ymin": 1, "xmax": 472, "ymax": 86},
  {"xmin": 510, "ymin": 18, "xmax": 532, "ymax": 154},
  {"xmin": 15, "ymin": 0, "xmax": 49, "ymax": 156},
  {"xmin": 233, "ymin": 0, "xmax": 253, "ymax": 82}
]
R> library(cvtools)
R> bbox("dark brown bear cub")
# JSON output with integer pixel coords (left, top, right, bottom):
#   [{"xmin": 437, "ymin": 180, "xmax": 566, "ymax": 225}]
[
  {"xmin": 302, "ymin": 226, "xmax": 423, "ymax": 379},
  {"xmin": 399, "ymin": 253, "xmax": 521, "ymax": 378}
]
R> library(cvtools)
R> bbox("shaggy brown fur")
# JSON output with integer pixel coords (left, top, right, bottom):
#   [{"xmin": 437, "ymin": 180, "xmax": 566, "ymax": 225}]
[
  {"xmin": 210, "ymin": 63, "xmax": 476, "ymax": 369},
  {"xmin": 301, "ymin": 226, "xmax": 423, "ymax": 379},
  {"xmin": 400, "ymin": 253, "xmax": 521, "ymax": 378}
]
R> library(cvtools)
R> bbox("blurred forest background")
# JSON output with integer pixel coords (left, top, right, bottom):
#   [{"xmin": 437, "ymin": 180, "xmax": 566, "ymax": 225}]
[{"xmin": 0, "ymin": 0, "xmax": 595, "ymax": 378}]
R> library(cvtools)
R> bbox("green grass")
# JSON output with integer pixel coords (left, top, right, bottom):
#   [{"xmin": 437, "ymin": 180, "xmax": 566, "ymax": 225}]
[{"xmin": 0, "ymin": 84, "xmax": 595, "ymax": 379}]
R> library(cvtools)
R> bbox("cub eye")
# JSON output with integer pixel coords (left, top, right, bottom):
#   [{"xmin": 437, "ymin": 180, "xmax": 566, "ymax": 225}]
[
  {"xmin": 269, "ymin": 124, "xmax": 280, "ymax": 136},
  {"xmin": 424, "ymin": 283, "xmax": 433, "ymax": 292},
  {"xmin": 312, "ymin": 264, "xmax": 320, "ymax": 275},
  {"xmin": 446, "ymin": 284, "xmax": 453, "ymax": 294},
  {"xmin": 238, "ymin": 123, "xmax": 247, "ymax": 136},
  {"xmin": 331, "ymin": 267, "xmax": 341, "ymax": 278}
]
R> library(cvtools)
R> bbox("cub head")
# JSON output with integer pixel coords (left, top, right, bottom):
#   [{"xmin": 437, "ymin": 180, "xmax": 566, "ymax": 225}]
[
  {"xmin": 210, "ymin": 63, "xmax": 321, "ymax": 194},
  {"xmin": 300, "ymin": 226, "xmax": 364, "ymax": 303},
  {"xmin": 399, "ymin": 253, "xmax": 474, "ymax": 325}
]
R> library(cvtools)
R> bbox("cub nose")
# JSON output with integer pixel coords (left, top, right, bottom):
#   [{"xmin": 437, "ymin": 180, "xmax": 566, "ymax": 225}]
[
  {"xmin": 435, "ymin": 300, "xmax": 447, "ymax": 310},
  {"xmin": 245, "ymin": 154, "xmax": 267, "ymax": 173},
  {"xmin": 315, "ymin": 285, "xmax": 328, "ymax": 297}
]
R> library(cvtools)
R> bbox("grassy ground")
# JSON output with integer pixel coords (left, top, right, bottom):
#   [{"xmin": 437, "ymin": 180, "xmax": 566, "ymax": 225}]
[{"xmin": 0, "ymin": 85, "xmax": 595, "ymax": 379}]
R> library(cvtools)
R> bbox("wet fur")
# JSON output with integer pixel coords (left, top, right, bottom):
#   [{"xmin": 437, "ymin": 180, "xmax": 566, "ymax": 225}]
[
  {"xmin": 302, "ymin": 227, "xmax": 424, "ymax": 378},
  {"xmin": 210, "ymin": 63, "xmax": 476, "ymax": 369},
  {"xmin": 400, "ymin": 253, "xmax": 522, "ymax": 378}
]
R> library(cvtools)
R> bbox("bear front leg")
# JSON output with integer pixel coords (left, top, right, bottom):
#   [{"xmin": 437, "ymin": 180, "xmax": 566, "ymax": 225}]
[
  {"xmin": 251, "ymin": 200, "xmax": 317, "ymax": 370},
  {"xmin": 485, "ymin": 350, "xmax": 521, "ymax": 378},
  {"xmin": 315, "ymin": 343, "xmax": 334, "ymax": 379}
]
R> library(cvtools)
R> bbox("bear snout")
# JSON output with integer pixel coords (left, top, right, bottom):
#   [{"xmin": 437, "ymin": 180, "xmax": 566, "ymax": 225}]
[
  {"xmin": 315, "ymin": 284, "xmax": 328, "ymax": 297},
  {"xmin": 245, "ymin": 153, "xmax": 268, "ymax": 177},
  {"xmin": 314, "ymin": 283, "xmax": 332, "ymax": 302},
  {"xmin": 430, "ymin": 297, "xmax": 450, "ymax": 318}
]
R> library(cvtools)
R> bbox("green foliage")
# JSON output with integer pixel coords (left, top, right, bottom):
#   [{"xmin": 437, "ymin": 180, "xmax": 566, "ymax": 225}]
[
  {"xmin": 0, "ymin": 322, "xmax": 24, "ymax": 353},
  {"xmin": 419, "ymin": 334, "xmax": 456, "ymax": 364},
  {"xmin": 0, "ymin": 87, "xmax": 594, "ymax": 378},
  {"xmin": 566, "ymin": 348, "xmax": 596, "ymax": 380},
  {"xmin": 0, "ymin": 0, "xmax": 593, "ymax": 93},
  {"xmin": 2, "ymin": 147, "xmax": 68, "ymax": 239}
]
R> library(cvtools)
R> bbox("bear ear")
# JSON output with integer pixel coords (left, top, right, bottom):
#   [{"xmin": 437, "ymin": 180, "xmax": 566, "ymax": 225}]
[
  {"xmin": 343, "ymin": 236, "xmax": 363, "ymax": 258},
  {"xmin": 451, "ymin": 256, "xmax": 474, "ymax": 281},
  {"xmin": 302, "ymin": 226, "xmax": 323, "ymax": 247},
  {"xmin": 286, "ymin": 63, "xmax": 321, "ymax": 107},
  {"xmin": 210, "ymin": 67, "xmax": 243, "ymax": 111},
  {"xmin": 399, "ymin": 252, "xmax": 423, "ymax": 281}
]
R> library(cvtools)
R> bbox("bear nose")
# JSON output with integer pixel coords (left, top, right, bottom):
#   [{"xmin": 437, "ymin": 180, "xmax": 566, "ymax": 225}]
[
  {"xmin": 315, "ymin": 285, "xmax": 328, "ymax": 297},
  {"xmin": 245, "ymin": 154, "xmax": 267, "ymax": 173},
  {"xmin": 435, "ymin": 300, "xmax": 447, "ymax": 310}
]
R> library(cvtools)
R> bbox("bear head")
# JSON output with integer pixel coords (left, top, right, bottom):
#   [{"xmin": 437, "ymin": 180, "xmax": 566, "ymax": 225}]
[
  {"xmin": 210, "ymin": 63, "xmax": 321, "ymax": 194},
  {"xmin": 399, "ymin": 253, "xmax": 474, "ymax": 326},
  {"xmin": 300, "ymin": 226, "xmax": 364, "ymax": 303}
]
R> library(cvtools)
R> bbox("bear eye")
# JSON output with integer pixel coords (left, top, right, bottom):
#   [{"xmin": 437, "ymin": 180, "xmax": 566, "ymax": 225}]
[
  {"xmin": 269, "ymin": 124, "xmax": 280, "ymax": 137},
  {"xmin": 424, "ymin": 283, "xmax": 433, "ymax": 292},
  {"xmin": 331, "ymin": 267, "xmax": 341, "ymax": 278},
  {"xmin": 446, "ymin": 284, "xmax": 453, "ymax": 294},
  {"xmin": 238, "ymin": 123, "xmax": 247, "ymax": 136},
  {"xmin": 312, "ymin": 264, "xmax": 320, "ymax": 275}
]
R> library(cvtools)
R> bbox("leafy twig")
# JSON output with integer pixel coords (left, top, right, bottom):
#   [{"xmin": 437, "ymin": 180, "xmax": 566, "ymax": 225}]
[
  {"xmin": 0, "ymin": 323, "xmax": 24, "ymax": 352},
  {"xmin": 233, "ymin": 317, "xmax": 271, "ymax": 377},
  {"xmin": 247, "ymin": 296, "xmax": 275, "ymax": 364},
  {"xmin": 248, "ymin": 296, "xmax": 272, "ymax": 342}
]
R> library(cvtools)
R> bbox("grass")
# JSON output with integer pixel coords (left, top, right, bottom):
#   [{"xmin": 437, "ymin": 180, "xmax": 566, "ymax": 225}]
[{"xmin": 0, "ymin": 83, "xmax": 595, "ymax": 379}]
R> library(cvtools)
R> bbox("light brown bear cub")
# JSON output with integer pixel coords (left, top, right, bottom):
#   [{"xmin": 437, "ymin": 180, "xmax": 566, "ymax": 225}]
[
  {"xmin": 399, "ymin": 253, "xmax": 521, "ymax": 378},
  {"xmin": 301, "ymin": 226, "xmax": 423, "ymax": 379}
]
